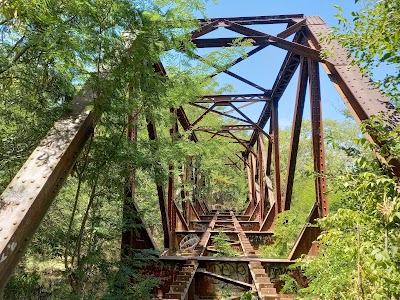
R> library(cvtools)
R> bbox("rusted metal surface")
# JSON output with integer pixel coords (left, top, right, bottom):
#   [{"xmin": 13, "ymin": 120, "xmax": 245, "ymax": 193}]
[
  {"xmin": 198, "ymin": 14, "xmax": 304, "ymax": 26},
  {"xmin": 0, "ymin": 85, "xmax": 95, "ymax": 291},
  {"xmin": 247, "ymin": 232, "xmax": 274, "ymax": 249},
  {"xmin": 277, "ymin": 19, "xmax": 307, "ymax": 38},
  {"xmin": 288, "ymin": 204, "xmax": 320, "ymax": 260},
  {"xmin": 249, "ymin": 32, "xmax": 302, "ymax": 146},
  {"xmin": 191, "ymin": 103, "xmax": 216, "ymax": 127},
  {"xmin": 147, "ymin": 121, "xmax": 170, "ymax": 249},
  {"xmin": 195, "ymin": 33, "xmax": 317, "ymax": 52},
  {"xmin": 191, "ymin": 20, "xmax": 219, "ymax": 39},
  {"xmin": 260, "ymin": 203, "xmax": 276, "ymax": 232},
  {"xmin": 195, "ymin": 261, "xmax": 251, "ymax": 298},
  {"xmin": 121, "ymin": 200, "xmax": 157, "ymax": 254},
  {"xmin": 121, "ymin": 114, "xmax": 157, "ymax": 254},
  {"xmin": 305, "ymin": 16, "xmax": 400, "ymax": 176},
  {"xmin": 164, "ymin": 260, "xmax": 198, "ymax": 300},
  {"xmin": 197, "ymin": 268, "xmax": 253, "ymax": 289},
  {"xmin": 194, "ymin": 93, "xmax": 271, "ymax": 103},
  {"xmin": 249, "ymin": 153, "xmax": 258, "ymax": 208},
  {"xmin": 257, "ymin": 135, "xmax": 265, "ymax": 221},
  {"xmin": 224, "ymin": 21, "xmax": 320, "ymax": 61},
  {"xmin": 168, "ymin": 110, "xmax": 179, "ymax": 249},
  {"xmin": 283, "ymin": 57, "xmax": 308, "ymax": 211},
  {"xmin": 174, "ymin": 201, "xmax": 189, "ymax": 231},
  {"xmin": 271, "ymin": 99, "xmax": 282, "ymax": 215},
  {"xmin": 146, "ymin": 261, "xmax": 183, "ymax": 297},
  {"xmin": 2, "ymin": 13, "xmax": 400, "ymax": 299},
  {"xmin": 308, "ymin": 60, "xmax": 329, "ymax": 218}
]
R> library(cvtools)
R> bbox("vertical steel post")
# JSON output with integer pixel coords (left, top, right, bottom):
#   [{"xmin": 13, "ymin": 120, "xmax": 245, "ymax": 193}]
[
  {"xmin": 271, "ymin": 98, "xmax": 282, "ymax": 215},
  {"xmin": 250, "ymin": 151, "xmax": 258, "ymax": 208},
  {"xmin": 167, "ymin": 164, "xmax": 174, "ymax": 230},
  {"xmin": 257, "ymin": 134, "xmax": 265, "ymax": 222},
  {"xmin": 147, "ymin": 121, "xmax": 170, "ymax": 248},
  {"xmin": 245, "ymin": 153, "xmax": 254, "ymax": 213},
  {"xmin": 121, "ymin": 114, "xmax": 138, "ymax": 258},
  {"xmin": 265, "ymin": 124, "xmax": 273, "ymax": 177},
  {"xmin": 185, "ymin": 158, "xmax": 191, "ymax": 224},
  {"xmin": 308, "ymin": 60, "xmax": 328, "ymax": 217},
  {"xmin": 283, "ymin": 57, "xmax": 308, "ymax": 210},
  {"xmin": 167, "ymin": 109, "xmax": 178, "ymax": 249}
]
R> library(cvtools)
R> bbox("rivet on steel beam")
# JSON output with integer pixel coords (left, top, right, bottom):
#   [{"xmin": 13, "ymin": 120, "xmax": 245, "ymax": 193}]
[
  {"xmin": 43, "ymin": 175, "xmax": 47, "ymax": 178},
  {"xmin": 21, "ymin": 209, "xmax": 25, "ymax": 212},
  {"xmin": 37, "ymin": 185, "xmax": 40, "ymax": 189},
  {"xmin": 13, "ymin": 222, "xmax": 17, "ymax": 225},
  {"xmin": 29, "ymin": 197, "xmax": 33, "ymax": 200},
  {"xmin": 4, "ymin": 236, "xmax": 8, "ymax": 240},
  {"xmin": 22, "ymin": 180, "xmax": 26, "ymax": 183}
]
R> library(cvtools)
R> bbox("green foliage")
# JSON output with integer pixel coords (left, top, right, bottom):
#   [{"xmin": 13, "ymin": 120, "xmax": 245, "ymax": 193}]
[
  {"xmin": 260, "ymin": 210, "xmax": 306, "ymax": 258},
  {"xmin": 217, "ymin": 287, "xmax": 233, "ymax": 299},
  {"xmin": 299, "ymin": 6, "xmax": 400, "ymax": 295},
  {"xmin": 333, "ymin": 0, "xmax": 400, "ymax": 104},
  {"xmin": 3, "ymin": 271, "xmax": 46, "ymax": 300},
  {"xmin": 240, "ymin": 291, "xmax": 257, "ymax": 300},
  {"xmin": 0, "ymin": 0, "xmax": 251, "ymax": 298},
  {"xmin": 211, "ymin": 231, "xmax": 240, "ymax": 257},
  {"xmin": 279, "ymin": 271, "xmax": 302, "ymax": 295},
  {"xmin": 1, "ymin": 0, "xmax": 254, "ymax": 298},
  {"xmin": 261, "ymin": 120, "xmax": 360, "ymax": 258},
  {"xmin": 294, "ymin": 114, "xmax": 400, "ymax": 299}
]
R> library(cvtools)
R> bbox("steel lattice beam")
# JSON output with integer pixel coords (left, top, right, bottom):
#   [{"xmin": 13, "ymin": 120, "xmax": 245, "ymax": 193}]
[
  {"xmin": 0, "ymin": 84, "xmax": 96, "ymax": 291},
  {"xmin": 198, "ymin": 14, "xmax": 305, "ymax": 26},
  {"xmin": 193, "ymin": 93, "xmax": 271, "ymax": 103}
]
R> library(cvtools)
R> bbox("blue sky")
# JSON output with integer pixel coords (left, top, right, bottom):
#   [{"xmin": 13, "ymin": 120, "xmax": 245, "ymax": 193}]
[{"xmin": 190, "ymin": 0, "xmax": 363, "ymax": 128}]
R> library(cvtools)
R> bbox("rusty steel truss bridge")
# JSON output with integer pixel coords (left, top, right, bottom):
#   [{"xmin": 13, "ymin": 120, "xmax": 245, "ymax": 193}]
[{"xmin": 1, "ymin": 14, "xmax": 400, "ymax": 300}]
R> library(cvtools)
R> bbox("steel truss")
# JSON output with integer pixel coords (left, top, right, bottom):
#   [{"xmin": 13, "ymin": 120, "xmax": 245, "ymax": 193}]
[{"xmin": 1, "ymin": 14, "xmax": 399, "ymax": 298}]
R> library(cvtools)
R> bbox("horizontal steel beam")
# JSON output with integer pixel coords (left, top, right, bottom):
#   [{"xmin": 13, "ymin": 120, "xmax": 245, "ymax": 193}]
[
  {"xmin": 221, "ymin": 125, "xmax": 255, "ymax": 131},
  {"xmin": 194, "ymin": 93, "xmax": 271, "ymax": 103},
  {"xmin": 196, "ymin": 125, "xmax": 254, "ymax": 132},
  {"xmin": 198, "ymin": 15, "xmax": 305, "ymax": 26},
  {"xmin": 225, "ymin": 19, "xmax": 304, "ymax": 40},
  {"xmin": 193, "ymin": 36, "xmax": 320, "ymax": 61}
]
